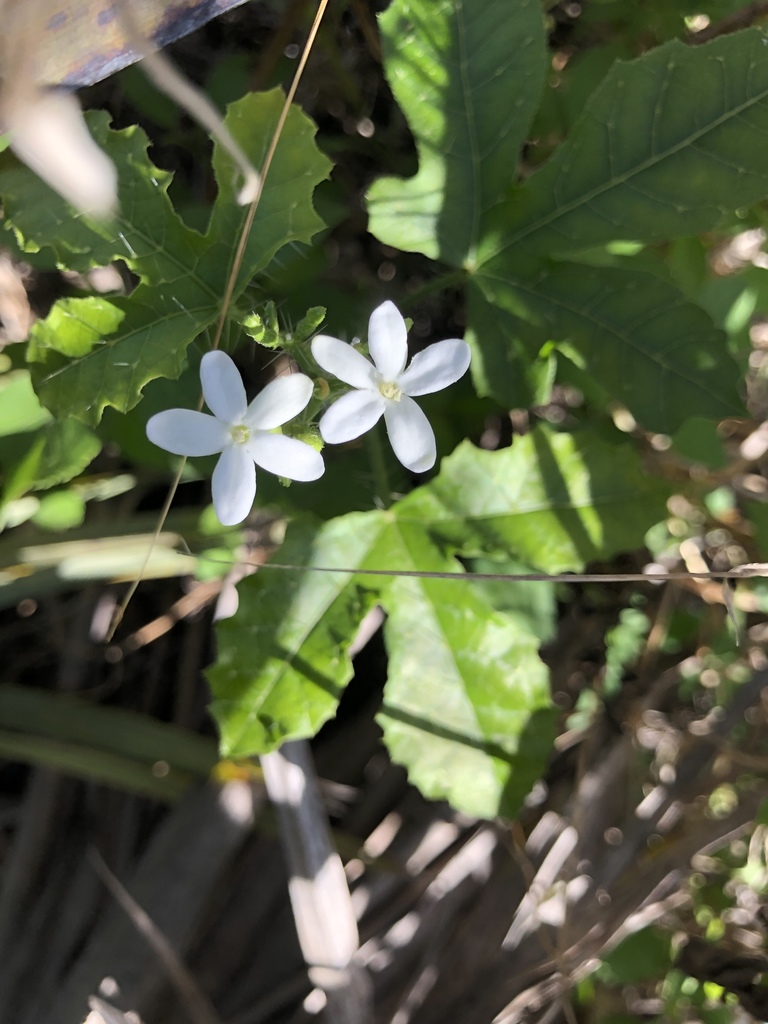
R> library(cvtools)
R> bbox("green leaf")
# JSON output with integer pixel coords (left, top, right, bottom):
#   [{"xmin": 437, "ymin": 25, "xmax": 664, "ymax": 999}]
[
  {"xmin": 207, "ymin": 425, "xmax": 667, "ymax": 816},
  {"xmin": 210, "ymin": 421, "xmax": 659, "ymax": 817},
  {"xmin": 465, "ymin": 556, "xmax": 557, "ymax": 643},
  {"xmin": 399, "ymin": 427, "xmax": 671, "ymax": 572},
  {"xmin": 208, "ymin": 515, "xmax": 383, "ymax": 756},
  {"xmin": 473, "ymin": 263, "xmax": 744, "ymax": 430},
  {"xmin": 28, "ymin": 282, "xmax": 218, "ymax": 424},
  {"xmin": 367, "ymin": 0, "xmax": 546, "ymax": 265},
  {"xmin": 0, "ymin": 370, "xmax": 100, "ymax": 497},
  {"xmin": 0, "ymin": 112, "xmax": 207, "ymax": 281},
  {"xmin": 377, "ymin": 520, "xmax": 554, "ymax": 819},
  {"xmin": 0, "ymin": 370, "xmax": 50, "ymax": 435},
  {"xmin": 208, "ymin": 90, "xmax": 331, "ymax": 292},
  {"xmin": 13, "ymin": 91, "xmax": 331, "ymax": 425},
  {"xmin": 209, "ymin": 507, "xmax": 555, "ymax": 818},
  {"xmin": 465, "ymin": 279, "xmax": 554, "ymax": 409},
  {"xmin": 32, "ymin": 418, "xmax": 102, "ymax": 491},
  {"xmin": 33, "ymin": 491, "xmax": 86, "ymax": 531},
  {"xmin": 481, "ymin": 30, "xmax": 768, "ymax": 262},
  {"xmin": 596, "ymin": 926, "xmax": 672, "ymax": 986}
]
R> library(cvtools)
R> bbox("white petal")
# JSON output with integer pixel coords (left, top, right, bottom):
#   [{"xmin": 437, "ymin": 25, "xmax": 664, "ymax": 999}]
[
  {"xmin": 212, "ymin": 445, "xmax": 256, "ymax": 525},
  {"xmin": 201, "ymin": 351, "xmax": 247, "ymax": 422},
  {"xmin": 384, "ymin": 396, "xmax": 436, "ymax": 473},
  {"xmin": 312, "ymin": 336, "xmax": 378, "ymax": 390},
  {"xmin": 247, "ymin": 434, "xmax": 325, "ymax": 481},
  {"xmin": 368, "ymin": 301, "xmax": 408, "ymax": 381},
  {"xmin": 146, "ymin": 409, "xmax": 228, "ymax": 456},
  {"xmin": 6, "ymin": 90, "xmax": 117, "ymax": 218},
  {"xmin": 244, "ymin": 373, "xmax": 313, "ymax": 430},
  {"xmin": 319, "ymin": 390, "xmax": 386, "ymax": 444},
  {"xmin": 398, "ymin": 339, "xmax": 471, "ymax": 396}
]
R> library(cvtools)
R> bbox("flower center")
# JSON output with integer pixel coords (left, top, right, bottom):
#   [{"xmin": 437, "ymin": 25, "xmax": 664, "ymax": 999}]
[
  {"xmin": 379, "ymin": 380, "xmax": 402, "ymax": 402},
  {"xmin": 230, "ymin": 424, "xmax": 251, "ymax": 445}
]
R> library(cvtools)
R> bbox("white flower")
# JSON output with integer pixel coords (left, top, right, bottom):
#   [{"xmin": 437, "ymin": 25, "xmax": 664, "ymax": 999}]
[
  {"xmin": 146, "ymin": 351, "xmax": 324, "ymax": 526},
  {"xmin": 311, "ymin": 301, "xmax": 471, "ymax": 473}
]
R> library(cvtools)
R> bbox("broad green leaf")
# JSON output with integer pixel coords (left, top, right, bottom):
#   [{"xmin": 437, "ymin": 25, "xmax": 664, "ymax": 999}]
[
  {"xmin": 208, "ymin": 515, "xmax": 385, "ymax": 756},
  {"xmin": 529, "ymin": 43, "xmax": 632, "ymax": 165},
  {"xmin": 28, "ymin": 419, "xmax": 102, "ymax": 492},
  {"xmin": 480, "ymin": 30, "xmax": 768, "ymax": 263},
  {"xmin": 377, "ymin": 519, "xmax": 554, "ymax": 819},
  {"xmin": 473, "ymin": 263, "xmax": 744, "ymax": 430},
  {"xmin": 17, "ymin": 91, "xmax": 331, "ymax": 425},
  {"xmin": 207, "ymin": 90, "xmax": 331, "ymax": 292},
  {"xmin": 367, "ymin": 0, "xmax": 546, "ymax": 265},
  {"xmin": 465, "ymin": 279, "xmax": 555, "ymax": 409},
  {"xmin": 0, "ymin": 370, "xmax": 50, "ymax": 435},
  {"xmin": 0, "ymin": 113, "xmax": 207, "ymax": 282},
  {"xmin": 209, "ymin": 507, "xmax": 555, "ymax": 817},
  {"xmin": 0, "ymin": 370, "xmax": 100, "ymax": 498},
  {"xmin": 28, "ymin": 281, "xmax": 218, "ymax": 424},
  {"xmin": 399, "ymin": 427, "xmax": 671, "ymax": 572},
  {"xmin": 466, "ymin": 556, "xmax": 557, "ymax": 643},
  {"xmin": 209, "ymin": 427, "xmax": 667, "ymax": 807}
]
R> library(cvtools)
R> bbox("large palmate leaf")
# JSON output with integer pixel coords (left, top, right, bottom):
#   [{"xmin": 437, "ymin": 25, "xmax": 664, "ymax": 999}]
[
  {"xmin": 472, "ymin": 264, "xmax": 743, "ymax": 430},
  {"xmin": 368, "ymin": 22, "xmax": 760, "ymax": 427},
  {"xmin": 209, "ymin": 507, "xmax": 555, "ymax": 819},
  {"xmin": 9, "ymin": 91, "xmax": 331, "ymax": 425},
  {"xmin": 400, "ymin": 426, "xmax": 670, "ymax": 573},
  {"xmin": 472, "ymin": 31, "xmax": 765, "ymax": 426},
  {"xmin": 480, "ymin": 30, "xmax": 768, "ymax": 263},
  {"xmin": 367, "ymin": 0, "xmax": 546, "ymax": 265},
  {"xmin": 210, "ymin": 425, "xmax": 663, "ymax": 816}
]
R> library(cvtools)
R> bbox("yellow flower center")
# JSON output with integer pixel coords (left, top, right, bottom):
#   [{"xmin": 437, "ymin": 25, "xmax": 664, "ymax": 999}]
[
  {"xmin": 230, "ymin": 424, "xmax": 250, "ymax": 445},
  {"xmin": 379, "ymin": 380, "xmax": 402, "ymax": 402}
]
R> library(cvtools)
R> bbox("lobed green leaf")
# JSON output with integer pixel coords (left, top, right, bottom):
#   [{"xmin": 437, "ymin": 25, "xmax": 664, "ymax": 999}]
[
  {"xmin": 377, "ymin": 520, "xmax": 554, "ymax": 819},
  {"xmin": 399, "ymin": 427, "xmax": 671, "ymax": 573},
  {"xmin": 473, "ymin": 263, "xmax": 744, "ymax": 431},
  {"xmin": 208, "ymin": 514, "xmax": 385, "ymax": 756},
  {"xmin": 480, "ymin": 30, "xmax": 768, "ymax": 263},
  {"xmin": 367, "ymin": 0, "xmax": 546, "ymax": 265},
  {"xmin": 0, "ymin": 113, "xmax": 206, "ymax": 282},
  {"xmin": 10, "ymin": 92, "xmax": 331, "ymax": 425}
]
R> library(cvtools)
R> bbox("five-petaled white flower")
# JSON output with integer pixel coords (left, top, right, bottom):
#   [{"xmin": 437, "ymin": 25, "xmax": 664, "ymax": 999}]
[
  {"xmin": 311, "ymin": 301, "xmax": 471, "ymax": 473},
  {"xmin": 146, "ymin": 351, "xmax": 324, "ymax": 526}
]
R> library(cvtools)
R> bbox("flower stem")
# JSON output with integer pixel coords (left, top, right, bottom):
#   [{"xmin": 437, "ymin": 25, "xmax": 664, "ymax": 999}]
[{"xmin": 367, "ymin": 424, "xmax": 392, "ymax": 510}]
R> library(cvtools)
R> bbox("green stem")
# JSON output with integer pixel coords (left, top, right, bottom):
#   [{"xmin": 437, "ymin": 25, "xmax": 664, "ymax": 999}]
[{"xmin": 367, "ymin": 424, "xmax": 392, "ymax": 509}]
